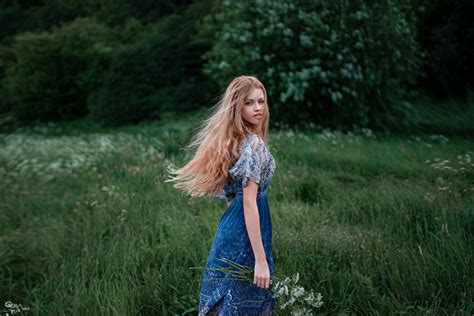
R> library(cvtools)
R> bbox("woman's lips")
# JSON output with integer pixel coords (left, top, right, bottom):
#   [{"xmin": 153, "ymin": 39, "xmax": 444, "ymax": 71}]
[{"xmin": 253, "ymin": 114, "xmax": 262, "ymax": 118}]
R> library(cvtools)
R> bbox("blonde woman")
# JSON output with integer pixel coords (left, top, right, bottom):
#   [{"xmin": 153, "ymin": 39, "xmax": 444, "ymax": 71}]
[{"xmin": 166, "ymin": 75, "xmax": 277, "ymax": 315}]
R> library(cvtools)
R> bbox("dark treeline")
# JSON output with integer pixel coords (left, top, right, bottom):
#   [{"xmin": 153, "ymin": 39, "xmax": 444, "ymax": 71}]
[
  {"xmin": 415, "ymin": 0, "xmax": 473, "ymax": 102},
  {"xmin": 0, "ymin": 0, "xmax": 472, "ymax": 131}
]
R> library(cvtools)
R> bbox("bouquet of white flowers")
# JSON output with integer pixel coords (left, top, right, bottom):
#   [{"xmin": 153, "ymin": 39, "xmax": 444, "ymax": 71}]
[{"xmin": 192, "ymin": 257, "xmax": 324, "ymax": 315}]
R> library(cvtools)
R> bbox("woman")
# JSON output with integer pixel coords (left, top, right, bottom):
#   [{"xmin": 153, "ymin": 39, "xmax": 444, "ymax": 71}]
[{"xmin": 165, "ymin": 75, "xmax": 277, "ymax": 315}]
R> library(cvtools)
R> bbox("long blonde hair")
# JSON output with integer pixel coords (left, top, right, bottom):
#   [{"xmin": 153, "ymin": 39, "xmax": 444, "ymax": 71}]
[{"xmin": 164, "ymin": 75, "xmax": 270, "ymax": 198}]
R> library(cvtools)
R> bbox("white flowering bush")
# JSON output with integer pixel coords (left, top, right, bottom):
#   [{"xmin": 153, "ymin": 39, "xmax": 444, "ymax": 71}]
[{"xmin": 199, "ymin": 0, "xmax": 422, "ymax": 131}]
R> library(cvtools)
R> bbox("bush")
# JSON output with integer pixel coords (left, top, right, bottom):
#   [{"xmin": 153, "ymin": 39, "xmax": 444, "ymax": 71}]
[
  {"xmin": 415, "ymin": 0, "xmax": 474, "ymax": 101},
  {"xmin": 87, "ymin": 2, "xmax": 213, "ymax": 125},
  {"xmin": 86, "ymin": 38, "xmax": 163, "ymax": 125},
  {"xmin": 3, "ymin": 17, "xmax": 118, "ymax": 122},
  {"xmin": 3, "ymin": 0, "xmax": 214, "ymax": 126},
  {"xmin": 200, "ymin": 0, "xmax": 422, "ymax": 132}
]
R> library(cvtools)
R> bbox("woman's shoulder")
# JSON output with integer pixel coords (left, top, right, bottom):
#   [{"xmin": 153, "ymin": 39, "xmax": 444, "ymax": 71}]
[{"xmin": 240, "ymin": 133, "xmax": 264, "ymax": 155}]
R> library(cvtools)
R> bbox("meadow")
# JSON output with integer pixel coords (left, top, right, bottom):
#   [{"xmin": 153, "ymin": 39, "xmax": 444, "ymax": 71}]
[{"xmin": 1, "ymin": 109, "xmax": 472, "ymax": 315}]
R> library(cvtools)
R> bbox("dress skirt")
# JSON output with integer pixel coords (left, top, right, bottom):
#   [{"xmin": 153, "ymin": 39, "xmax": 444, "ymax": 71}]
[{"xmin": 199, "ymin": 188, "xmax": 276, "ymax": 315}]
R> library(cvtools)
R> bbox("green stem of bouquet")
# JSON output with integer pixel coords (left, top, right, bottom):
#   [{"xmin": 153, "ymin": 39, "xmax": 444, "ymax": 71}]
[{"xmin": 190, "ymin": 257, "xmax": 282, "ymax": 289}]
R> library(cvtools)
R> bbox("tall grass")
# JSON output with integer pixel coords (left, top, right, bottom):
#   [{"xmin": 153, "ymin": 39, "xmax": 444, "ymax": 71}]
[{"xmin": 1, "ymin": 109, "xmax": 472, "ymax": 314}]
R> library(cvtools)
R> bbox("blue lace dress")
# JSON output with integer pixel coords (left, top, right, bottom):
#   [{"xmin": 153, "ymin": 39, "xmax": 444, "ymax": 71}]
[{"xmin": 199, "ymin": 133, "xmax": 277, "ymax": 315}]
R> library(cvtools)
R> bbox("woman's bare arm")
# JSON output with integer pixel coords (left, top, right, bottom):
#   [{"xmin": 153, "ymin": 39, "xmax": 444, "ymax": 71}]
[
  {"xmin": 240, "ymin": 136, "xmax": 270, "ymax": 289},
  {"xmin": 242, "ymin": 180, "xmax": 266, "ymax": 263},
  {"xmin": 243, "ymin": 135, "xmax": 266, "ymax": 262},
  {"xmin": 244, "ymin": 179, "xmax": 270, "ymax": 289}
]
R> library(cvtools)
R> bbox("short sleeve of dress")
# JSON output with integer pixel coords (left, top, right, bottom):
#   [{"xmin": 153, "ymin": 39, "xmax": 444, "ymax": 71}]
[{"xmin": 229, "ymin": 134, "xmax": 263, "ymax": 188}]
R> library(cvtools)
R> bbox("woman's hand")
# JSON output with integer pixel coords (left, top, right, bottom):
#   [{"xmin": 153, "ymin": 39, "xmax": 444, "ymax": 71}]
[{"xmin": 254, "ymin": 259, "xmax": 270, "ymax": 289}]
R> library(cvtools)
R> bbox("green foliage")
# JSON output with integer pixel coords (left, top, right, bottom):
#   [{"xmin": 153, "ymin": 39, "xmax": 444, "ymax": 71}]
[
  {"xmin": 85, "ymin": 30, "xmax": 161, "ymax": 125},
  {"xmin": 3, "ymin": 0, "xmax": 214, "ymax": 125},
  {"xmin": 3, "ymin": 17, "xmax": 119, "ymax": 122},
  {"xmin": 87, "ymin": 1, "xmax": 213, "ymax": 125},
  {"xmin": 295, "ymin": 176, "xmax": 323, "ymax": 204},
  {"xmin": 1, "ymin": 0, "xmax": 471, "ymax": 129},
  {"xmin": 200, "ymin": 0, "xmax": 423, "ymax": 131},
  {"xmin": 0, "ymin": 0, "xmax": 190, "ymax": 40},
  {"xmin": 415, "ymin": 0, "xmax": 474, "ymax": 101}
]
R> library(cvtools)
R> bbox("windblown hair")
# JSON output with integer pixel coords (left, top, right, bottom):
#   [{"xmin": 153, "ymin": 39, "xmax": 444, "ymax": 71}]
[{"xmin": 164, "ymin": 75, "xmax": 270, "ymax": 198}]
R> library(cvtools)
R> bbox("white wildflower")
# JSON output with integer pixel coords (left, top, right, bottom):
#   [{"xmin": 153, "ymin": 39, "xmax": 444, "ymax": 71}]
[
  {"xmin": 291, "ymin": 286, "xmax": 305, "ymax": 298},
  {"xmin": 293, "ymin": 272, "xmax": 300, "ymax": 284}
]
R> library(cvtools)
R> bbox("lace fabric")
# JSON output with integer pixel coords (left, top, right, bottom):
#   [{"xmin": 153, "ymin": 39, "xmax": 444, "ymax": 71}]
[{"xmin": 214, "ymin": 133, "xmax": 276, "ymax": 202}]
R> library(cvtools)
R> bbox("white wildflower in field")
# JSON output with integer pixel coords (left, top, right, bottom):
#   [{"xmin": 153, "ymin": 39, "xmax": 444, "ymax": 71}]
[
  {"xmin": 423, "ymin": 192, "xmax": 435, "ymax": 202},
  {"xmin": 407, "ymin": 134, "xmax": 449, "ymax": 146},
  {"xmin": 425, "ymin": 151, "xmax": 473, "ymax": 175},
  {"xmin": 0, "ymin": 128, "xmax": 164, "ymax": 180},
  {"xmin": 101, "ymin": 185, "xmax": 120, "ymax": 197},
  {"xmin": 272, "ymin": 125, "xmax": 377, "ymax": 147},
  {"xmin": 429, "ymin": 134, "xmax": 449, "ymax": 143}
]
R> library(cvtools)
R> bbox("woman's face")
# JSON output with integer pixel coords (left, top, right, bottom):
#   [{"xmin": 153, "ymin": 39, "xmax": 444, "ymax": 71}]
[{"xmin": 241, "ymin": 88, "xmax": 265, "ymax": 126}]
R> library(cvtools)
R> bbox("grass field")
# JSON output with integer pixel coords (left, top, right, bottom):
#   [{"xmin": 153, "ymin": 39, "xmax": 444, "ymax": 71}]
[{"xmin": 0, "ymin": 108, "xmax": 473, "ymax": 315}]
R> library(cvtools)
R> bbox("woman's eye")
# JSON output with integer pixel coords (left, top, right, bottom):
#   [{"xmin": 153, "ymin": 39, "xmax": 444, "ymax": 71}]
[{"xmin": 258, "ymin": 100, "xmax": 265, "ymax": 104}]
